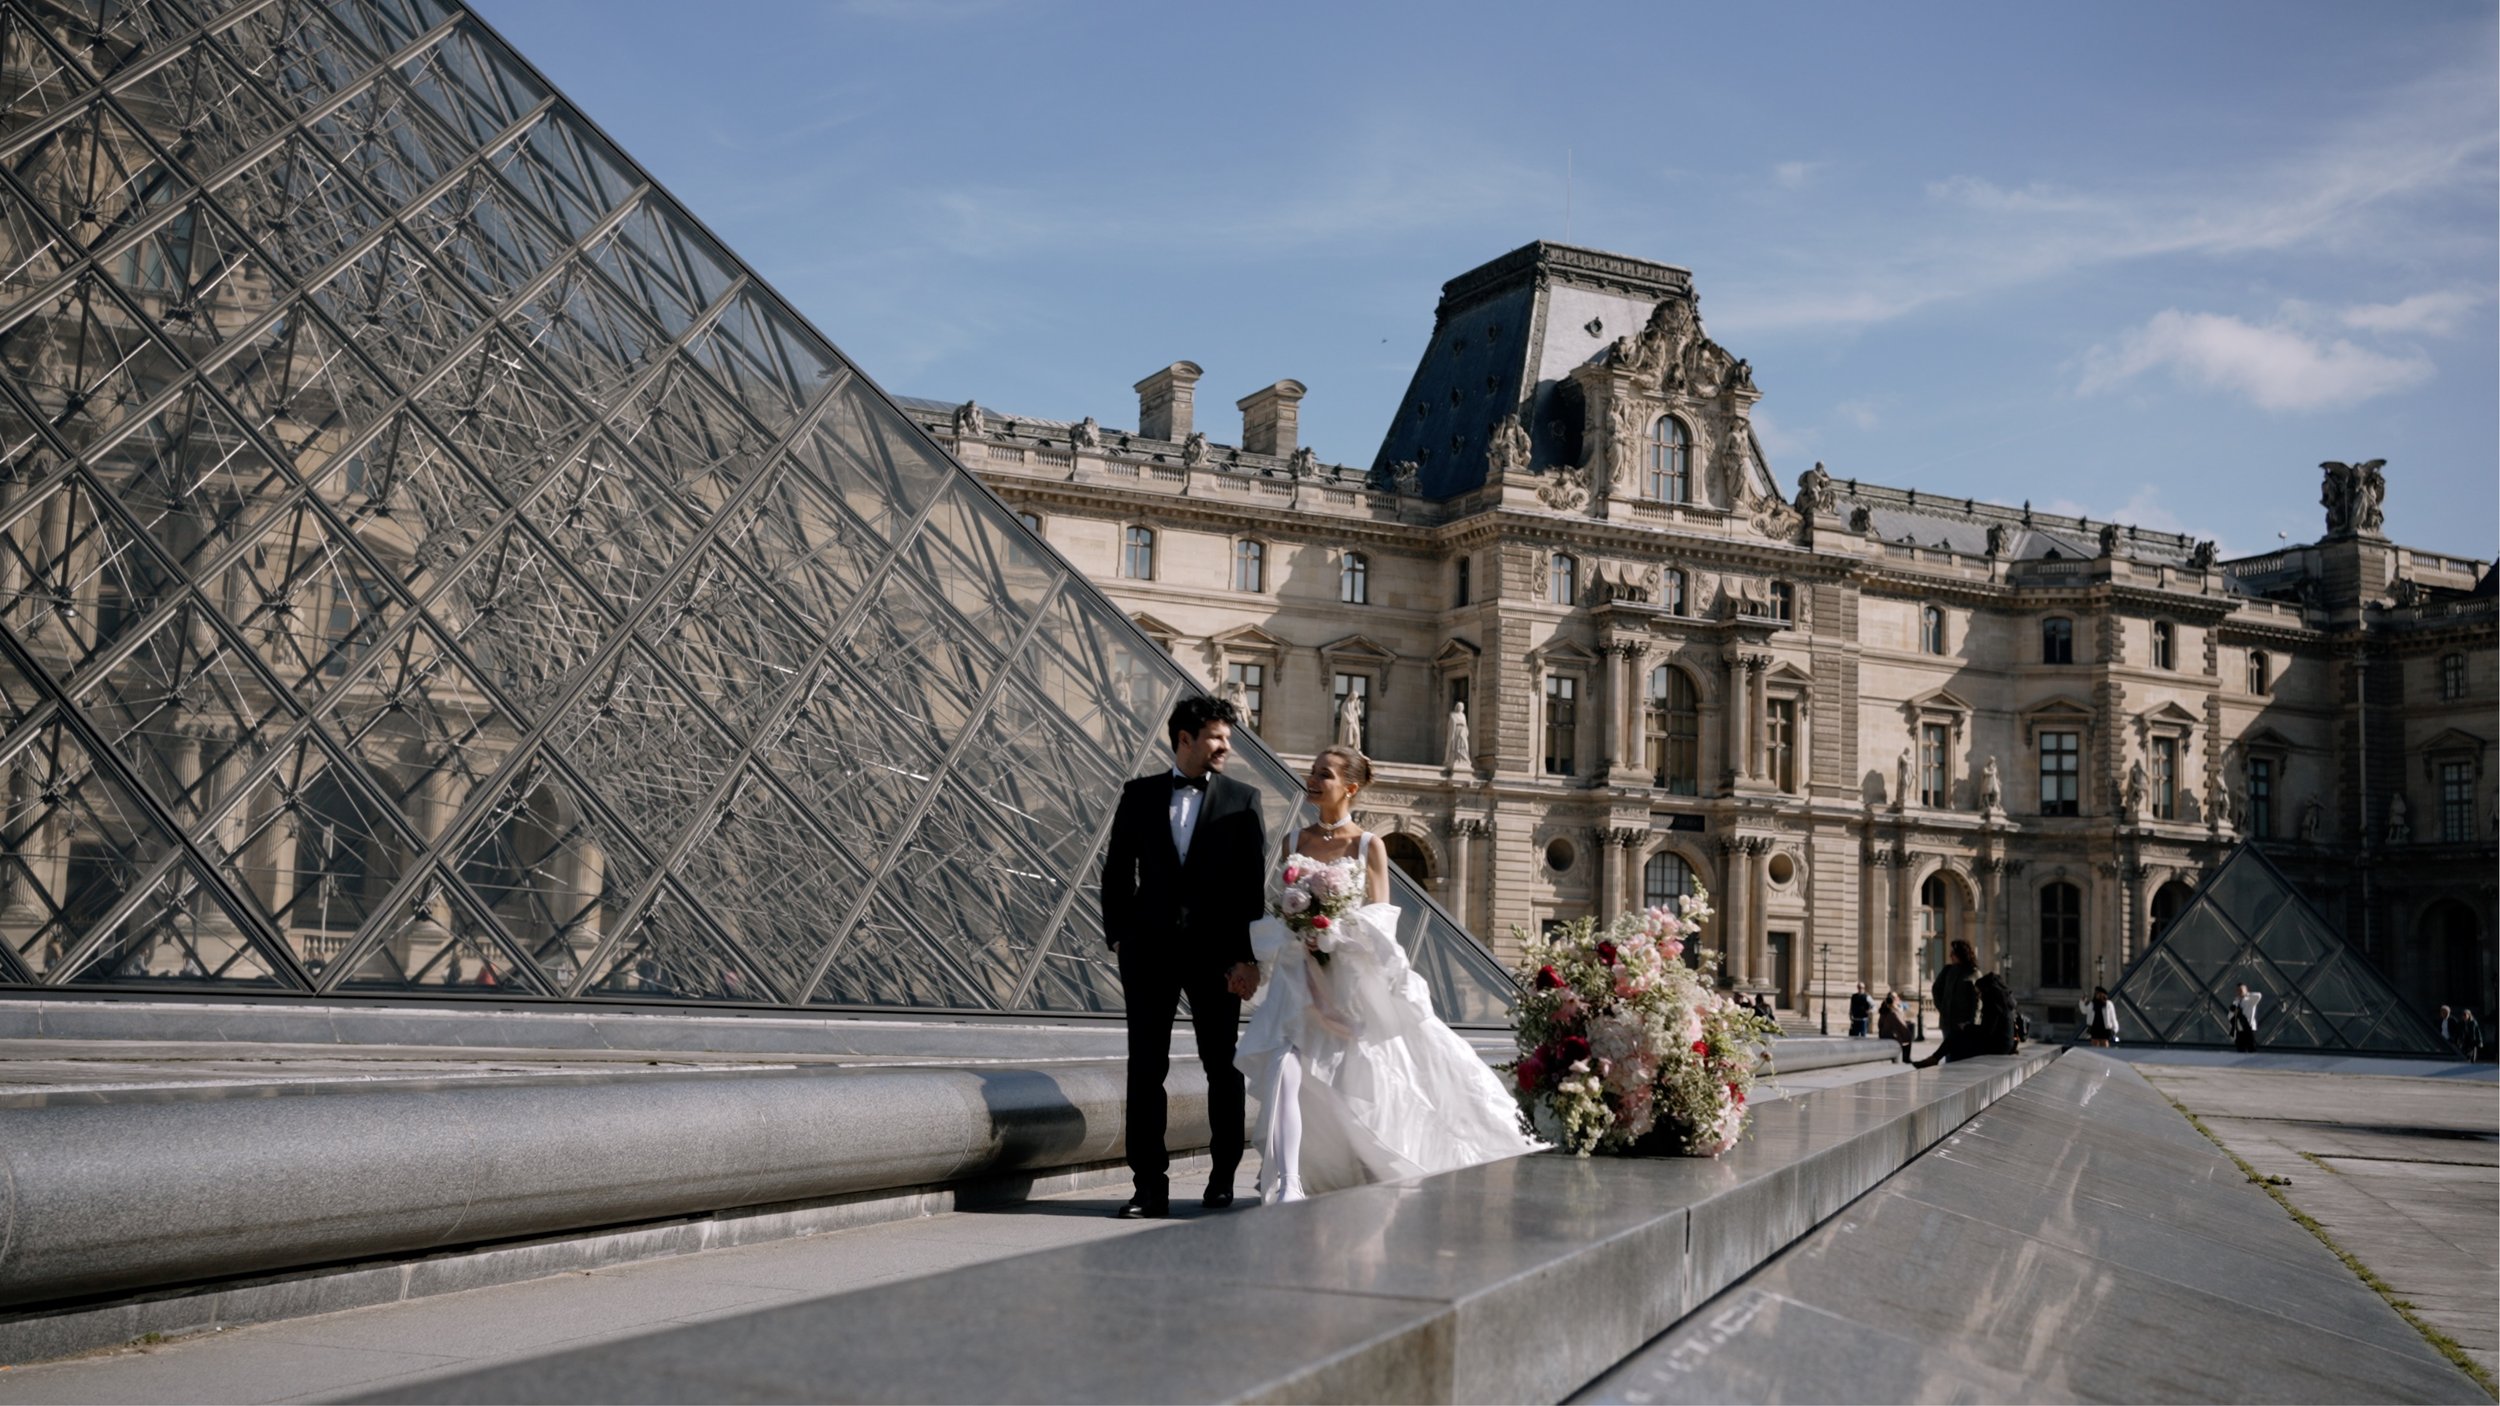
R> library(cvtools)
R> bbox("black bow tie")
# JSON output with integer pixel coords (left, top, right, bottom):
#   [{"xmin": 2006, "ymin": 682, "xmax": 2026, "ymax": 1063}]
[{"xmin": 1170, "ymin": 773, "xmax": 1208, "ymax": 792}]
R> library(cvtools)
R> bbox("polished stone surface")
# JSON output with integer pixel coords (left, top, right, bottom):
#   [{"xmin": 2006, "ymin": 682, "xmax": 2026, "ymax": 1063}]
[
  {"xmin": 1577, "ymin": 1052, "xmax": 2485, "ymax": 1405},
  {"xmin": 350, "ymin": 1054, "xmax": 2053, "ymax": 1404}
]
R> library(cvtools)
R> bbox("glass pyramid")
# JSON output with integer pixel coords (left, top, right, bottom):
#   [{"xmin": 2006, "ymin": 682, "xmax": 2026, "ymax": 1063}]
[
  {"xmin": 2112, "ymin": 845, "xmax": 2444, "ymax": 1054},
  {"xmin": 0, "ymin": 0, "xmax": 1514, "ymax": 1022}
]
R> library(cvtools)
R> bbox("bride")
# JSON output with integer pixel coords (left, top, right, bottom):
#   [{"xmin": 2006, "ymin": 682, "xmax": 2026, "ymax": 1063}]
[{"xmin": 1236, "ymin": 744, "xmax": 1542, "ymax": 1203}]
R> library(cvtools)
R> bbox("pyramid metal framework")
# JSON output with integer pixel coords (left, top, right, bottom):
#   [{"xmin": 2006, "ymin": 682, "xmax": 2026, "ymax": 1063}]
[
  {"xmin": 0, "ymin": 0, "xmax": 1515, "ymax": 1020},
  {"xmin": 2111, "ymin": 845, "xmax": 2445, "ymax": 1054}
]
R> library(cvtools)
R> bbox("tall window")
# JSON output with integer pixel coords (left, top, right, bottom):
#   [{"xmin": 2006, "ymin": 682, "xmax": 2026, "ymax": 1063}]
[
  {"xmin": 2151, "ymin": 621, "xmax": 2175, "ymax": 670},
  {"xmin": 1770, "ymin": 582, "xmax": 1795, "ymax": 622},
  {"xmin": 2441, "ymin": 653, "xmax": 2467, "ymax": 700},
  {"xmin": 2442, "ymin": 761, "xmax": 2475, "ymax": 842},
  {"xmin": 1231, "ymin": 539, "xmax": 1264, "ymax": 593},
  {"xmin": 2039, "ymin": 731, "xmax": 2079, "ymax": 816},
  {"xmin": 1339, "ymin": 551, "xmax": 1368, "ymax": 604},
  {"xmin": 1121, "ymin": 525, "xmax": 1155, "ymax": 579},
  {"xmin": 1226, "ymin": 662, "xmax": 1265, "ymax": 733},
  {"xmin": 1543, "ymin": 675, "xmax": 1577, "ymax": 776},
  {"xmin": 2247, "ymin": 651, "xmax": 2270, "ymax": 696},
  {"xmin": 2042, "ymin": 617, "xmax": 2074, "ymax": 664},
  {"xmin": 1765, "ymin": 697, "xmax": 1797, "ymax": 792},
  {"xmin": 1551, "ymin": 552, "xmax": 1577, "ymax": 605},
  {"xmin": 1662, "ymin": 568, "xmax": 1687, "ymax": 615},
  {"xmin": 2150, "ymin": 736, "xmax": 2178, "ymax": 820},
  {"xmin": 1643, "ymin": 851, "xmax": 1696, "ymax": 907},
  {"xmin": 1454, "ymin": 556, "xmax": 1470, "ymax": 606},
  {"xmin": 1015, "ymin": 510, "xmax": 1042, "ymax": 535},
  {"xmin": 2248, "ymin": 758, "xmax": 2274, "ymax": 839},
  {"xmin": 2039, "ymin": 883, "xmax": 2082, "ymax": 988},
  {"xmin": 1331, "ymin": 672, "xmax": 1372, "ymax": 753},
  {"xmin": 1921, "ymin": 606, "xmax": 1945, "ymax": 656},
  {"xmin": 1646, "ymin": 665, "xmax": 1700, "ymax": 795},
  {"xmin": 1644, "ymin": 417, "xmax": 1690, "ymax": 502},
  {"xmin": 1920, "ymin": 722, "xmax": 1950, "ymax": 807}
]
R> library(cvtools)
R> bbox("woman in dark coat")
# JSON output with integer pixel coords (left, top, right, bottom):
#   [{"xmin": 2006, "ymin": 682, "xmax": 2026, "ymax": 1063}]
[
  {"xmin": 1913, "ymin": 940, "xmax": 1981, "ymax": 1068},
  {"xmin": 1877, "ymin": 992, "xmax": 1913, "ymax": 1063}
]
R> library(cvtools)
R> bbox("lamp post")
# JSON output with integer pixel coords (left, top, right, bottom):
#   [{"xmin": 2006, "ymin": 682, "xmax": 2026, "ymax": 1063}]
[{"xmin": 1816, "ymin": 942, "xmax": 1831, "ymax": 1035}]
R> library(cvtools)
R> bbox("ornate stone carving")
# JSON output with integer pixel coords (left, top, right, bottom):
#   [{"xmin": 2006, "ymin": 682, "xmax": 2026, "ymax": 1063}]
[
  {"xmin": 1985, "ymin": 523, "xmax": 2010, "ymax": 557},
  {"xmin": 1445, "ymin": 700, "xmax": 1472, "ymax": 772},
  {"xmin": 2300, "ymin": 795, "xmax": 2323, "ymax": 841},
  {"xmin": 1980, "ymin": 756, "xmax": 2003, "ymax": 813},
  {"xmin": 1895, "ymin": 748, "xmax": 1913, "ymax": 812},
  {"xmin": 951, "ymin": 400, "xmax": 985, "ymax": 437},
  {"xmin": 2389, "ymin": 576, "xmax": 2428, "ymax": 608},
  {"xmin": 1180, "ymin": 431, "xmax": 1209, "ymax": 468},
  {"xmin": 1608, "ymin": 298, "xmax": 1697, "ymax": 381},
  {"xmin": 2386, "ymin": 792, "xmax": 2410, "ymax": 844},
  {"xmin": 1486, "ymin": 413, "xmax": 1530, "ymax": 476},
  {"xmin": 2097, "ymin": 522, "xmax": 2122, "ymax": 558},
  {"xmin": 1593, "ymin": 560, "xmax": 1658, "ymax": 603},
  {"xmin": 1447, "ymin": 816, "xmax": 1488, "ymax": 840},
  {"xmin": 1070, "ymin": 415, "xmax": 1102, "ymax": 449},
  {"xmin": 2123, "ymin": 758, "xmax": 2147, "ymax": 819},
  {"xmin": 1795, "ymin": 462, "xmax": 1836, "ymax": 514},
  {"xmin": 1287, "ymin": 446, "xmax": 1319, "ymax": 479},
  {"xmin": 1335, "ymin": 689, "xmax": 1365, "ymax": 750},
  {"xmin": 1392, "ymin": 460, "xmax": 1421, "ymax": 495},
  {"xmin": 1536, "ymin": 464, "xmax": 1590, "ymax": 513},
  {"xmin": 1849, "ymin": 505, "xmax": 1873, "ymax": 533},
  {"xmin": 2320, "ymin": 459, "xmax": 2387, "ymax": 538},
  {"xmin": 2187, "ymin": 538, "xmax": 2218, "ymax": 570}
]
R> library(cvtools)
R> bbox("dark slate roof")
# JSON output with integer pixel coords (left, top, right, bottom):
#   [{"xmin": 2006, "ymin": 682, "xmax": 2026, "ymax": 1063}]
[
  {"xmin": 1822, "ymin": 478, "xmax": 2206, "ymax": 566},
  {"xmin": 1369, "ymin": 242, "xmax": 1695, "ymax": 499}
]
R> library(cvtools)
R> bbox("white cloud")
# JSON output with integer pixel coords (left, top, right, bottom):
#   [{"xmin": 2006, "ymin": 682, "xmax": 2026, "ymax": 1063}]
[
  {"xmin": 2077, "ymin": 309, "xmax": 2434, "ymax": 412},
  {"xmin": 1834, "ymin": 396, "xmax": 1882, "ymax": 431},
  {"xmin": 1772, "ymin": 161, "xmax": 1822, "ymax": 190},
  {"xmin": 2340, "ymin": 289, "xmax": 2485, "ymax": 336}
]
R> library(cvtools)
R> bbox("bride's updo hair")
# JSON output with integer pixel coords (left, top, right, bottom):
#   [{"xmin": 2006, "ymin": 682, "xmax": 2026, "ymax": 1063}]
[{"xmin": 1316, "ymin": 743, "xmax": 1373, "ymax": 787}]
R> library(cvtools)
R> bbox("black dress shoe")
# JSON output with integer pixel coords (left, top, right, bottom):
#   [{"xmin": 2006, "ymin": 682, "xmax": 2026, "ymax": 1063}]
[
  {"xmin": 1113, "ymin": 1197, "xmax": 1168, "ymax": 1220},
  {"xmin": 1202, "ymin": 1188, "xmax": 1234, "ymax": 1210}
]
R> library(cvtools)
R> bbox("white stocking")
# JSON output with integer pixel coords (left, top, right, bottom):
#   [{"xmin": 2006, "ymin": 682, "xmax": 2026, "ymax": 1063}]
[{"xmin": 1263, "ymin": 1050, "xmax": 1306, "ymax": 1204}]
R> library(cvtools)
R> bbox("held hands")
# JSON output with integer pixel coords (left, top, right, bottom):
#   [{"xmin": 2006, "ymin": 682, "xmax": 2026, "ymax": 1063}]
[{"xmin": 1225, "ymin": 961, "xmax": 1260, "ymax": 999}]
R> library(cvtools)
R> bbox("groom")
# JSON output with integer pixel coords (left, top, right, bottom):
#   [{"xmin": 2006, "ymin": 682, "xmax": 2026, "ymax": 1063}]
[{"xmin": 1100, "ymin": 694, "xmax": 1265, "ymax": 1218}]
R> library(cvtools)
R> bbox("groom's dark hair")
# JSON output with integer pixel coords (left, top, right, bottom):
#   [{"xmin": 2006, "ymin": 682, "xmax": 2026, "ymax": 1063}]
[{"xmin": 1167, "ymin": 694, "xmax": 1240, "ymax": 746}]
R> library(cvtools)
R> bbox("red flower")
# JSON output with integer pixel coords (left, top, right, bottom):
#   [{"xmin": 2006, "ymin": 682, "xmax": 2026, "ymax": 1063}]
[
  {"xmin": 1692, "ymin": 1039, "xmax": 1710, "ymax": 1055},
  {"xmin": 1516, "ymin": 1053, "xmax": 1547, "ymax": 1091},
  {"xmin": 1596, "ymin": 940, "xmax": 1619, "ymax": 966},
  {"xmin": 1560, "ymin": 1035, "xmax": 1592, "ymax": 1065},
  {"xmin": 1311, "ymin": 915, "xmax": 1331, "ymax": 930},
  {"xmin": 1535, "ymin": 965, "xmax": 1564, "ymax": 990}
]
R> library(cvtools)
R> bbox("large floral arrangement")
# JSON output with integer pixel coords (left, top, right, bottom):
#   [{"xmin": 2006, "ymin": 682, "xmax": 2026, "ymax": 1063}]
[
  {"xmin": 1504, "ymin": 890, "xmax": 1775, "ymax": 1157},
  {"xmin": 1272, "ymin": 854, "xmax": 1357, "ymax": 965}
]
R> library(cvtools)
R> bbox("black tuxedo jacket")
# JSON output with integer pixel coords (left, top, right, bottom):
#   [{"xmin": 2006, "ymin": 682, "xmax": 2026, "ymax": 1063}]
[{"xmin": 1099, "ymin": 770, "xmax": 1267, "ymax": 975}]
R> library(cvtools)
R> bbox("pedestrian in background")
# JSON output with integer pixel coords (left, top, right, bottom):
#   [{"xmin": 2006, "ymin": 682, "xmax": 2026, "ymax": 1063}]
[
  {"xmin": 2081, "ymin": 986, "xmax": 2121, "ymax": 1048},
  {"xmin": 1848, "ymin": 982, "xmax": 1872, "ymax": 1038},
  {"xmin": 1878, "ymin": 992, "xmax": 1912, "ymax": 1063},
  {"xmin": 1912, "ymin": 940, "xmax": 1980, "ymax": 1068},
  {"xmin": 2231, "ymin": 983, "xmax": 2262, "ymax": 1054},
  {"xmin": 2436, "ymin": 1004, "xmax": 2456, "ymax": 1051},
  {"xmin": 2459, "ymin": 1008, "xmax": 2484, "ymax": 1063}
]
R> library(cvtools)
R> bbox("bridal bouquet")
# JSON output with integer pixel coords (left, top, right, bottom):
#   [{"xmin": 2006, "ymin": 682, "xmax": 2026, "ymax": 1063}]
[
  {"xmin": 1273, "ymin": 857, "xmax": 1356, "ymax": 965},
  {"xmin": 1503, "ymin": 890, "xmax": 1774, "ymax": 1157}
]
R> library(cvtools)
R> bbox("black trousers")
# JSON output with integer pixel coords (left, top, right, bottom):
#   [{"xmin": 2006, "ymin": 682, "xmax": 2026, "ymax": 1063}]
[{"xmin": 1118, "ymin": 948, "xmax": 1244, "ymax": 1204}]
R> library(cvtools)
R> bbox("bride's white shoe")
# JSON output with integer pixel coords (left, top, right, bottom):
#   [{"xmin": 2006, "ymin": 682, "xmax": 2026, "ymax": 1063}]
[{"xmin": 1263, "ymin": 1177, "xmax": 1305, "ymax": 1206}]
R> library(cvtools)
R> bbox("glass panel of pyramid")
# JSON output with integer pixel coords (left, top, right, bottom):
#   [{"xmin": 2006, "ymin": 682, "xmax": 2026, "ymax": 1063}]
[
  {"xmin": 0, "ymin": 0, "xmax": 1514, "ymax": 1021},
  {"xmin": 2112, "ymin": 845, "xmax": 2445, "ymax": 1055}
]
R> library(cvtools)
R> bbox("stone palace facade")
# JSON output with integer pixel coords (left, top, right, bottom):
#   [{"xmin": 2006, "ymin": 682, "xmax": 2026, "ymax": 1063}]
[{"xmin": 921, "ymin": 243, "xmax": 2498, "ymax": 1032}]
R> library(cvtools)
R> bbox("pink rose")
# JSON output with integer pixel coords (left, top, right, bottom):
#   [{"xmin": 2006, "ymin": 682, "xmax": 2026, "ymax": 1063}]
[
  {"xmin": 1278, "ymin": 888, "xmax": 1311, "ymax": 916},
  {"xmin": 1311, "ymin": 915, "xmax": 1331, "ymax": 930},
  {"xmin": 1282, "ymin": 866, "xmax": 1300, "ymax": 884}
]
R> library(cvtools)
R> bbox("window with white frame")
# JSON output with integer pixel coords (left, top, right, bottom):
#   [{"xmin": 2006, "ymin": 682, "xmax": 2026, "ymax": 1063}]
[
  {"xmin": 1340, "ymin": 551, "xmax": 1369, "ymax": 605},
  {"xmin": 1770, "ymin": 581, "xmax": 1795, "ymax": 622},
  {"xmin": 1765, "ymin": 697, "xmax": 1798, "ymax": 792},
  {"xmin": 1551, "ymin": 552, "xmax": 1577, "ymax": 605},
  {"xmin": 1231, "ymin": 539, "xmax": 1264, "ymax": 593},
  {"xmin": 1646, "ymin": 664, "xmax": 1700, "ymax": 795},
  {"xmin": 1920, "ymin": 721, "xmax": 1951, "ymax": 807},
  {"xmin": 1643, "ymin": 851, "xmax": 1696, "ymax": 906},
  {"xmin": 1644, "ymin": 417, "xmax": 1690, "ymax": 503},
  {"xmin": 2150, "ymin": 736, "xmax": 2179, "ymax": 820},
  {"xmin": 1543, "ymin": 674, "xmax": 1578, "ymax": 776},
  {"xmin": 1662, "ymin": 568, "xmax": 1687, "ymax": 615},
  {"xmin": 1121, "ymin": 525, "xmax": 1155, "ymax": 580}
]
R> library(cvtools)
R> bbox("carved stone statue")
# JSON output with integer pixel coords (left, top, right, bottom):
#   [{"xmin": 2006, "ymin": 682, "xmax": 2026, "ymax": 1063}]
[
  {"xmin": 1180, "ymin": 431, "xmax": 1209, "ymax": 468},
  {"xmin": 1392, "ymin": 460, "xmax": 1422, "ymax": 495},
  {"xmin": 1980, "ymin": 756, "xmax": 2003, "ymax": 813},
  {"xmin": 1849, "ymin": 505, "xmax": 1873, "ymax": 533},
  {"xmin": 1070, "ymin": 415, "xmax": 1102, "ymax": 449},
  {"xmin": 1795, "ymin": 462, "xmax": 1837, "ymax": 514},
  {"xmin": 1536, "ymin": 464, "xmax": 1589, "ymax": 513},
  {"xmin": 2386, "ymin": 793, "xmax": 2410, "ymax": 844},
  {"xmin": 2098, "ymin": 522, "xmax": 2123, "ymax": 558},
  {"xmin": 951, "ymin": 400, "xmax": 985, "ymax": 437},
  {"xmin": 1608, "ymin": 298, "xmax": 1695, "ymax": 381},
  {"xmin": 1220, "ymin": 677, "xmax": 1247, "ymax": 713},
  {"xmin": 1896, "ymin": 748, "xmax": 1913, "ymax": 811},
  {"xmin": 2124, "ymin": 758, "xmax": 2147, "ymax": 818},
  {"xmin": 1728, "ymin": 358, "xmax": 1755, "ymax": 392},
  {"xmin": 2300, "ymin": 795, "xmax": 2322, "ymax": 842},
  {"xmin": 2390, "ymin": 577, "xmax": 2428, "ymax": 608},
  {"xmin": 1985, "ymin": 523, "xmax": 2011, "ymax": 557},
  {"xmin": 1486, "ymin": 413, "xmax": 1531, "ymax": 475},
  {"xmin": 1287, "ymin": 446, "xmax": 1318, "ymax": 479},
  {"xmin": 2320, "ymin": 460, "xmax": 2388, "ymax": 538},
  {"xmin": 2188, "ymin": 538, "xmax": 2218, "ymax": 570},
  {"xmin": 1445, "ymin": 700, "xmax": 1472, "ymax": 771},
  {"xmin": 2210, "ymin": 777, "xmax": 2236, "ymax": 833},
  {"xmin": 1336, "ymin": 689, "xmax": 1366, "ymax": 750}
]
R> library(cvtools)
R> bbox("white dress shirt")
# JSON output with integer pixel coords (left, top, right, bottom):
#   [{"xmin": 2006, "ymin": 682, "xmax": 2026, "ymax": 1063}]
[{"xmin": 1169, "ymin": 769, "xmax": 1206, "ymax": 863}]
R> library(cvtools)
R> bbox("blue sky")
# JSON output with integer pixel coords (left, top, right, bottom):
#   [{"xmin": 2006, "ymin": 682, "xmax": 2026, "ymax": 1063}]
[{"xmin": 481, "ymin": 1, "xmax": 2498, "ymax": 560}]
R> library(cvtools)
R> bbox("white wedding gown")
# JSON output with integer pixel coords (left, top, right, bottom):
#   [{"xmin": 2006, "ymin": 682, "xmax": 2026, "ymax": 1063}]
[{"xmin": 1234, "ymin": 834, "xmax": 1542, "ymax": 1197}]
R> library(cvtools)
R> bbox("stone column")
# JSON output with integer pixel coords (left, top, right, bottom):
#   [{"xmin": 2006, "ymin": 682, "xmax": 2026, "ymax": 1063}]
[
  {"xmin": 1718, "ymin": 835, "xmax": 1752, "ymax": 986},
  {"xmin": 1891, "ymin": 846, "xmax": 1916, "ymax": 1004},
  {"xmin": 1446, "ymin": 818, "xmax": 1479, "ymax": 935},
  {"xmin": 1723, "ymin": 652, "xmax": 1750, "ymax": 785},
  {"xmin": 1596, "ymin": 827, "xmax": 1619, "ymax": 929},
  {"xmin": 1747, "ymin": 837, "xmax": 1771, "ymax": 988},
  {"xmin": 2123, "ymin": 861, "xmax": 2151, "ymax": 965},
  {"xmin": 1746, "ymin": 655, "xmax": 1771, "ymax": 782}
]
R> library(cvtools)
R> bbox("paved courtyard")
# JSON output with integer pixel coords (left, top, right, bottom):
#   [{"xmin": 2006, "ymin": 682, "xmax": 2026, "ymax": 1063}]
[{"xmin": 2134, "ymin": 1056, "xmax": 2500, "ymax": 1383}]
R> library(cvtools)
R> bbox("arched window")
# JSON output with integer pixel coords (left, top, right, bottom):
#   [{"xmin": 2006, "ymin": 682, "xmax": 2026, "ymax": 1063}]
[
  {"xmin": 2039, "ymin": 883, "xmax": 2082, "ymax": 988},
  {"xmin": 1121, "ymin": 525, "xmax": 1155, "ymax": 580},
  {"xmin": 1645, "ymin": 664, "xmax": 1701, "ymax": 795},
  {"xmin": 1644, "ymin": 851, "xmax": 1696, "ymax": 907},
  {"xmin": 2441, "ymin": 653, "xmax": 2467, "ymax": 700},
  {"xmin": 2150, "ymin": 880, "xmax": 2192, "ymax": 940},
  {"xmin": 2151, "ymin": 620, "xmax": 2175, "ymax": 670},
  {"xmin": 1551, "ymin": 552, "xmax": 1577, "ymax": 605},
  {"xmin": 1662, "ymin": 568, "xmax": 1687, "ymax": 615},
  {"xmin": 1921, "ymin": 605, "xmax": 1946, "ymax": 656},
  {"xmin": 1644, "ymin": 417, "xmax": 1690, "ymax": 503},
  {"xmin": 2042, "ymin": 617, "xmax": 2074, "ymax": 665},
  {"xmin": 1231, "ymin": 539, "xmax": 1264, "ymax": 593},
  {"xmin": 1339, "ymin": 551, "xmax": 1368, "ymax": 604},
  {"xmin": 2247, "ymin": 650, "xmax": 2270, "ymax": 696}
]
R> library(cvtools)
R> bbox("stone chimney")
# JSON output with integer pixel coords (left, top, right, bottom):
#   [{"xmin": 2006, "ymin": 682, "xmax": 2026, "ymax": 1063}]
[
  {"xmin": 1133, "ymin": 362, "xmax": 1203, "ymax": 442},
  {"xmin": 1236, "ymin": 380, "xmax": 1307, "ymax": 458}
]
